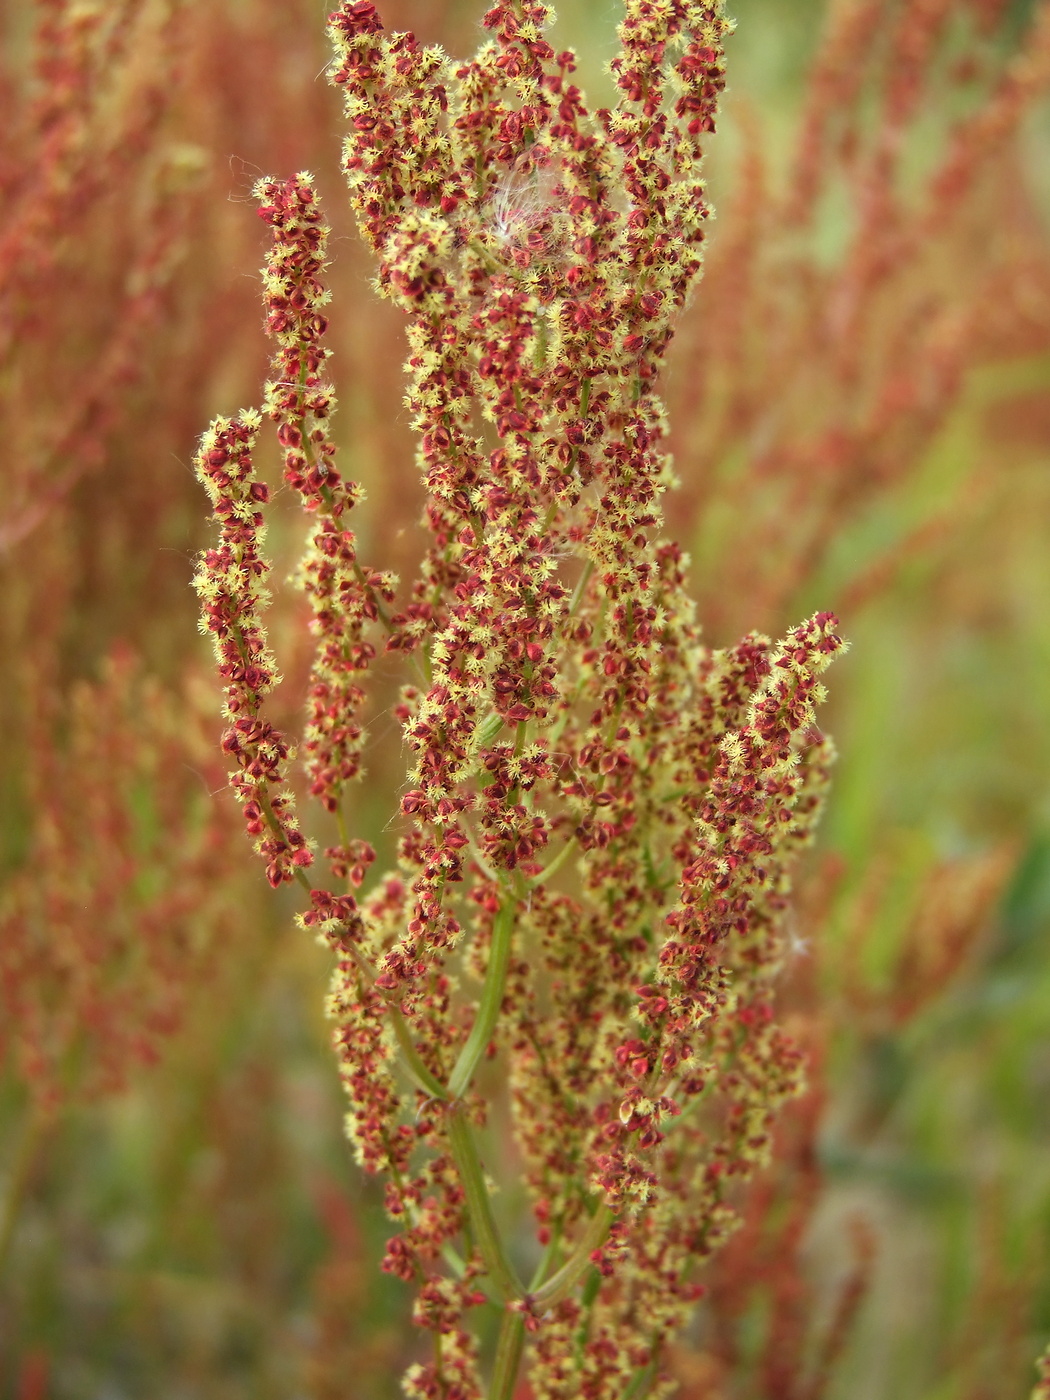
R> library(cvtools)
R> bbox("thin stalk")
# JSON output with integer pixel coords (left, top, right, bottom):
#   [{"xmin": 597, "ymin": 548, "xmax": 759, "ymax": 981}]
[
  {"xmin": 258, "ymin": 791, "xmax": 312, "ymax": 897},
  {"xmin": 339, "ymin": 938, "xmax": 449, "ymax": 1101},
  {"xmin": 528, "ymin": 1223, "xmax": 563, "ymax": 1290},
  {"xmin": 489, "ymin": 1308, "xmax": 527, "ymax": 1400},
  {"xmin": 445, "ymin": 1104, "xmax": 522, "ymax": 1302},
  {"xmin": 568, "ymin": 558, "xmax": 594, "ymax": 618},
  {"xmin": 389, "ymin": 1007, "xmax": 449, "ymax": 1100},
  {"xmin": 383, "ymin": 1128, "xmax": 472, "ymax": 1286},
  {"xmin": 441, "ymin": 1241, "xmax": 469, "ymax": 1279},
  {"xmin": 531, "ymin": 1203, "xmax": 613, "ymax": 1310},
  {"xmin": 528, "ymin": 834, "xmax": 577, "ymax": 889},
  {"xmin": 571, "ymin": 1266, "xmax": 603, "ymax": 1369},
  {"xmin": 477, "ymin": 711, "xmax": 506, "ymax": 747},
  {"xmin": 621, "ymin": 1352, "xmax": 659, "ymax": 1400},
  {"xmin": 464, "ymin": 820, "xmax": 500, "ymax": 884},
  {"xmin": 334, "ymin": 805, "xmax": 352, "ymax": 859},
  {"xmin": 446, "ymin": 894, "xmax": 516, "ymax": 1100}
]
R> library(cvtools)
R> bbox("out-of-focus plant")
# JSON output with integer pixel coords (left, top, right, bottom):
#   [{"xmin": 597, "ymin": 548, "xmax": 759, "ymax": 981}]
[
  {"xmin": 192, "ymin": 3, "xmax": 847, "ymax": 1394},
  {"xmin": 0, "ymin": 651, "xmax": 237, "ymax": 1200},
  {"xmin": 668, "ymin": 0, "xmax": 1050, "ymax": 640},
  {"xmin": 0, "ymin": 0, "xmax": 242, "ymax": 1246},
  {"xmin": 0, "ymin": 0, "xmax": 195, "ymax": 552},
  {"xmin": 0, "ymin": 0, "xmax": 337, "ymax": 1387}
]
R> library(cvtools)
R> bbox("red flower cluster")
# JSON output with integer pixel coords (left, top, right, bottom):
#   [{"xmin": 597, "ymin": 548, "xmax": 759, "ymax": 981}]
[
  {"xmin": 195, "ymin": 411, "xmax": 311, "ymax": 888},
  {"xmin": 195, "ymin": 4, "xmax": 845, "ymax": 1396},
  {"xmin": 256, "ymin": 175, "xmax": 395, "ymax": 882}
]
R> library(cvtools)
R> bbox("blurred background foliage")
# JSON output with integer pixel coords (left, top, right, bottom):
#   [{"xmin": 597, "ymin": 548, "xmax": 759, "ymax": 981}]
[{"xmin": 1, "ymin": 0, "xmax": 1049, "ymax": 1396}]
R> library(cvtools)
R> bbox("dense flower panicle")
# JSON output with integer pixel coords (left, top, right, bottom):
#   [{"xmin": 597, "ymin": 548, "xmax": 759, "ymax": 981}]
[
  {"xmin": 193, "ymin": 410, "xmax": 311, "ymax": 887},
  {"xmin": 196, "ymin": 3, "xmax": 845, "ymax": 1395},
  {"xmin": 324, "ymin": 2, "xmax": 842, "ymax": 1390},
  {"xmin": 256, "ymin": 173, "xmax": 394, "ymax": 846}
]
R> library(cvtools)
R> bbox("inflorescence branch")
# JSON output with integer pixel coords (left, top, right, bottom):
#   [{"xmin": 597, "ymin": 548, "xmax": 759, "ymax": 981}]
[{"xmin": 194, "ymin": 4, "xmax": 845, "ymax": 1396}]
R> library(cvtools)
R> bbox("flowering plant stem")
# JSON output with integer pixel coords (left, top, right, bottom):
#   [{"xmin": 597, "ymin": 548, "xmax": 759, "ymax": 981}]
[
  {"xmin": 447, "ymin": 892, "xmax": 519, "ymax": 1100},
  {"xmin": 531, "ymin": 1201, "xmax": 614, "ymax": 1309},
  {"xmin": 490, "ymin": 1309, "xmax": 527, "ymax": 1400},
  {"xmin": 194, "ymin": 4, "xmax": 848, "ymax": 1394},
  {"xmin": 446, "ymin": 1105, "xmax": 522, "ymax": 1302},
  {"xmin": 294, "ymin": 856, "xmax": 450, "ymax": 1101}
]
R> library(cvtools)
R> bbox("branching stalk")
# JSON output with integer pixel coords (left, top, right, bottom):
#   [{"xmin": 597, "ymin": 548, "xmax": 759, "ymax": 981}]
[
  {"xmin": 389, "ymin": 1007, "xmax": 449, "ymax": 1100},
  {"xmin": 446, "ymin": 1103, "xmax": 522, "ymax": 1303},
  {"xmin": 531, "ymin": 1203, "xmax": 614, "ymax": 1311},
  {"xmin": 446, "ymin": 893, "xmax": 517, "ymax": 1100},
  {"xmin": 489, "ymin": 1308, "xmax": 527, "ymax": 1400}
]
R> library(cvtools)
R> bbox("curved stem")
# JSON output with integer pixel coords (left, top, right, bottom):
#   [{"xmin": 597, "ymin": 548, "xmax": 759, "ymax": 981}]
[
  {"xmin": 528, "ymin": 1223, "xmax": 563, "ymax": 1290},
  {"xmin": 621, "ymin": 1349, "xmax": 659, "ymax": 1400},
  {"xmin": 339, "ymin": 938, "xmax": 449, "ymax": 1101},
  {"xmin": 446, "ymin": 894, "xmax": 516, "ymax": 1100},
  {"xmin": 389, "ymin": 1006, "xmax": 449, "ymax": 1100},
  {"xmin": 446, "ymin": 1104, "xmax": 522, "ymax": 1303},
  {"xmin": 528, "ymin": 835, "xmax": 577, "ymax": 889},
  {"xmin": 531, "ymin": 1203, "xmax": 613, "ymax": 1311},
  {"xmin": 568, "ymin": 558, "xmax": 594, "ymax": 617},
  {"xmin": 489, "ymin": 1308, "xmax": 527, "ymax": 1400},
  {"xmin": 464, "ymin": 821, "xmax": 500, "ymax": 884}
]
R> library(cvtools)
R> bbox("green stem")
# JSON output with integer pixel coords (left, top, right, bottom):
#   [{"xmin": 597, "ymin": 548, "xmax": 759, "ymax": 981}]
[
  {"xmin": 571, "ymin": 1267, "xmax": 603, "ymax": 1370},
  {"xmin": 477, "ymin": 711, "xmax": 506, "ymax": 747},
  {"xmin": 446, "ymin": 895, "xmax": 516, "ymax": 1100},
  {"xmin": 446, "ymin": 1104, "xmax": 522, "ymax": 1302},
  {"xmin": 621, "ymin": 1354, "xmax": 659, "ymax": 1400},
  {"xmin": 568, "ymin": 558, "xmax": 594, "ymax": 617},
  {"xmin": 338, "ymin": 940, "xmax": 449, "ymax": 1101},
  {"xmin": 531, "ymin": 1203, "xmax": 613, "ymax": 1310},
  {"xmin": 528, "ymin": 835, "xmax": 577, "ymax": 889},
  {"xmin": 389, "ymin": 1006, "xmax": 449, "ymax": 1100},
  {"xmin": 257, "ymin": 791, "xmax": 313, "ymax": 896},
  {"xmin": 528, "ymin": 1223, "xmax": 563, "ymax": 1290},
  {"xmin": 489, "ymin": 1308, "xmax": 527, "ymax": 1400}
]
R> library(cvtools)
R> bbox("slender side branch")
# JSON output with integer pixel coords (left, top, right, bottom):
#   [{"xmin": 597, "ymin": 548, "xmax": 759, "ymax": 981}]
[
  {"xmin": 446, "ymin": 1102, "xmax": 523, "ymax": 1303},
  {"xmin": 447, "ymin": 894, "xmax": 517, "ymax": 1100},
  {"xmin": 531, "ymin": 1203, "xmax": 614, "ymax": 1311},
  {"xmin": 390, "ymin": 1006, "xmax": 449, "ymax": 1100},
  {"xmin": 489, "ymin": 1308, "xmax": 527, "ymax": 1400}
]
